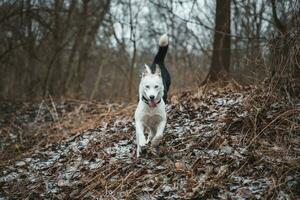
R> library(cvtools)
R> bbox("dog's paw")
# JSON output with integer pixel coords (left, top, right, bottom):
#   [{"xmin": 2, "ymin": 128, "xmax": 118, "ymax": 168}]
[
  {"xmin": 140, "ymin": 146, "xmax": 147, "ymax": 155},
  {"xmin": 136, "ymin": 145, "xmax": 147, "ymax": 158},
  {"xmin": 146, "ymin": 135, "xmax": 154, "ymax": 144},
  {"xmin": 139, "ymin": 140, "xmax": 146, "ymax": 147},
  {"xmin": 139, "ymin": 136, "xmax": 147, "ymax": 147}
]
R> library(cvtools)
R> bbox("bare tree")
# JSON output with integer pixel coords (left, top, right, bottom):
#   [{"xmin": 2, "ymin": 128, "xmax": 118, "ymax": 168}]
[
  {"xmin": 0, "ymin": 0, "xmax": 298, "ymax": 101},
  {"xmin": 203, "ymin": 0, "xmax": 231, "ymax": 83}
]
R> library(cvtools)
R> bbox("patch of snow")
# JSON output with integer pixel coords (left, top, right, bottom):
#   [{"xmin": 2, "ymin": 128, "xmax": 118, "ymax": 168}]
[{"xmin": 15, "ymin": 161, "xmax": 26, "ymax": 167}]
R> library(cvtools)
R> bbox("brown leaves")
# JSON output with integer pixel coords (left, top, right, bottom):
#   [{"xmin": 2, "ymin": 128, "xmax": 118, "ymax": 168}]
[{"xmin": 0, "ymin": 85, "xmax": 299, "ymax": 199}]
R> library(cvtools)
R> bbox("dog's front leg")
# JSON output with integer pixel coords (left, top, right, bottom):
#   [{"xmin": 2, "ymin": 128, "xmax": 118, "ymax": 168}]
[
  {"xmin": 135, "ymin": 120, "xmax": 146, "ymax": 157},
  {"xmin": 146, "ymin": 128, "xmax": 155, "ymax": 144},
  {"xmin": 151, "ymin": 120, "xmax": 166, "ymax": 148}
]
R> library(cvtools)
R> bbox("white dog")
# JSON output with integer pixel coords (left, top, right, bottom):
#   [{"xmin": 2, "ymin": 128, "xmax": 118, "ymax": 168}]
[{"xmin": 135, "ymin": 34, "xmax": 170, "ymax": 157}]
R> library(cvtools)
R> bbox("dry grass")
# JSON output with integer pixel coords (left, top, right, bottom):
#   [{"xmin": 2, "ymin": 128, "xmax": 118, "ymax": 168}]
[
  {"xmin": 0, "ymin": 99, "xmax": 134, "ymax": 163},
  {"xmin": 1, "ymin": 82, "xmax": 299, "ymax": 199}
]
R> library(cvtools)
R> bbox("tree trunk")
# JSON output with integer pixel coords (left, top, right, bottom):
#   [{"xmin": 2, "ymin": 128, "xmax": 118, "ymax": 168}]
[
  {"xmin": 203, "ymin": 0, "xmax": 231, "ymax": 83},
  {"xmin": 43, "ymin": 0, "xmax": 64, "ymax": 97},
  {"xmin": 127, "ymin": 0, "xmax": 137, "ymax": 101},
  {"xmin": 69, "ymin": 0, "xmax": 110, "ymax": 95},
  {"xmin": 25, "ymin": 0, "xmax": 36, "ymax": 97}
]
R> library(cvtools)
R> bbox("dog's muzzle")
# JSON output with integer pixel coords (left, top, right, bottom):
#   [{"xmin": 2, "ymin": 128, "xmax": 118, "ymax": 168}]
[{"xmin": 142, "ymin": 96, "xmax": 161, "ymax": 107}]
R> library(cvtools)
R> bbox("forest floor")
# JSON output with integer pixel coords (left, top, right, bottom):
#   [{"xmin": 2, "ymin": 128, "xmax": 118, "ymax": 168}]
[{"xmin": 0, "ymin": 84, "xmax": 299, "ymax": 199}]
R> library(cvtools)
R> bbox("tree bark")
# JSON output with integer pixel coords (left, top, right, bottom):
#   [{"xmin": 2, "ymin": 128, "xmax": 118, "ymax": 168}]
[
  {"xmin": 270, "ymin": 0, "xmax": 287, "ymax": 35},
  {"xmin": 203, "ymin": 0, "xmax": 231, "ymax": 83}
]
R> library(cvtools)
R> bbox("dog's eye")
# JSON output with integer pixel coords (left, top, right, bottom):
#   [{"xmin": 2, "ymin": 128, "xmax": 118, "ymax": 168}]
[
  {"xmin": 154, "ymin": 85, "xmax": 159, "ymax": 89},
  {"xmin": 145, "ymin": 85, "xmax": 150, "ymax": 89}
]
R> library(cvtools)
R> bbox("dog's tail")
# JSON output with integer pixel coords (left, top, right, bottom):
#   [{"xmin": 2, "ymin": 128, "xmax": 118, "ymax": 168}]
[{"xmin": 153, "ymin": 34, "xmax": 168, "ymax": 64}]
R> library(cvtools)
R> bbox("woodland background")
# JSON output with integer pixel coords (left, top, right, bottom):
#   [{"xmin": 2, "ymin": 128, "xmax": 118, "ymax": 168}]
[
  {"xmin": 0, "ymin": 0, "xmax": 298, "ymax": 102},
  {"xmin": 0, "ymin": 0, "xmax": 300, "ymax": 199}
]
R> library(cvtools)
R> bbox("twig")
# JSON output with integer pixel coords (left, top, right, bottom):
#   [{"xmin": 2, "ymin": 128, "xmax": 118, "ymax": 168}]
[{"xmin": 244, "ymin": 108, "xmax": 300, "ymax": 150}]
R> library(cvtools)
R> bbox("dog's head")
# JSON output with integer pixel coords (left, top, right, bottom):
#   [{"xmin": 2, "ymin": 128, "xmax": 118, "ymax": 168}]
[{"xmin": 140, "ymin": 64, "xmax": 164, "ymax": 107}]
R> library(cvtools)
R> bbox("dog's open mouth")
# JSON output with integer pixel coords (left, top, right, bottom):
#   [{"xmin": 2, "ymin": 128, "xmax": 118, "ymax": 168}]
[{"xmin": 149, "ymin": 100, "xmax": 157, "ymax": 107}]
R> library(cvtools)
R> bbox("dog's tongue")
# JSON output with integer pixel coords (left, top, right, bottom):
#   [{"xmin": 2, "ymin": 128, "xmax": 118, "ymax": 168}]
[{"xmin": 149, "ymin": 100, "xmax": 157, "ymax": 107}]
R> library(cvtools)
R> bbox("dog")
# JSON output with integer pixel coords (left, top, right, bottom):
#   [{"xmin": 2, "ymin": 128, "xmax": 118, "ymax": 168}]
[{"xmin": 134, "ymin": 34, "xmax": 170, "ymax": 157}]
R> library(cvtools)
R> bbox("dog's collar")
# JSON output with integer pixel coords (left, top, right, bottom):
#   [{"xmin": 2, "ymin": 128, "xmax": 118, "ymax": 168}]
[{"xmin": 142, "ymin": 96, "xmax": 161, "ymax": 106}]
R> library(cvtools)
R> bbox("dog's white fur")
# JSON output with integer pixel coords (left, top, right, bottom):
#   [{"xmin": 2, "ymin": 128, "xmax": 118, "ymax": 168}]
[{"xmin": 135, "ymin": 63, "xmax": 167, "ymax": 157}]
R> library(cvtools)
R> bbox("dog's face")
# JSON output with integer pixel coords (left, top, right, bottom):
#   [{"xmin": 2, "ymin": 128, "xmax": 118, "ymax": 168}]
[{"xmin": 140, "ymin": 64, "xmax": 164, "ymax": 106}]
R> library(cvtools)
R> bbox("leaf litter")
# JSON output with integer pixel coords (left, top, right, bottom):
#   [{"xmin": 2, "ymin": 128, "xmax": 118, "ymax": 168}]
[{"xmin": 0, "ymin": 84, "xmax": 299, "ymax": 199}]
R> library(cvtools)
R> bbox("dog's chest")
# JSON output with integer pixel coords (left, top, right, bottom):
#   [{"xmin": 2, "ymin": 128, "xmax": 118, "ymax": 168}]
[{"xmin": 142, "ymin": 114, "xmax": 162, "ymax": 128}]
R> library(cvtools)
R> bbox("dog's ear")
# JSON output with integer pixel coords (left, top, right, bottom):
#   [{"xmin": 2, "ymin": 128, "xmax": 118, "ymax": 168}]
[
  {"xmin": 154, "ymin": 65, "xmax": 161, "ymax": 76},
  {"xmin": 143, "ymin": 64, "xmax": 151, "ymax": 76}
]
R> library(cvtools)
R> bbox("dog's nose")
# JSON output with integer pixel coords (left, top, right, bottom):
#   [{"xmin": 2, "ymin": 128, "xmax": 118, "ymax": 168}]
[{"xmin": 149, "ymin": 95, "xmax": 155, "ymax": 100}]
